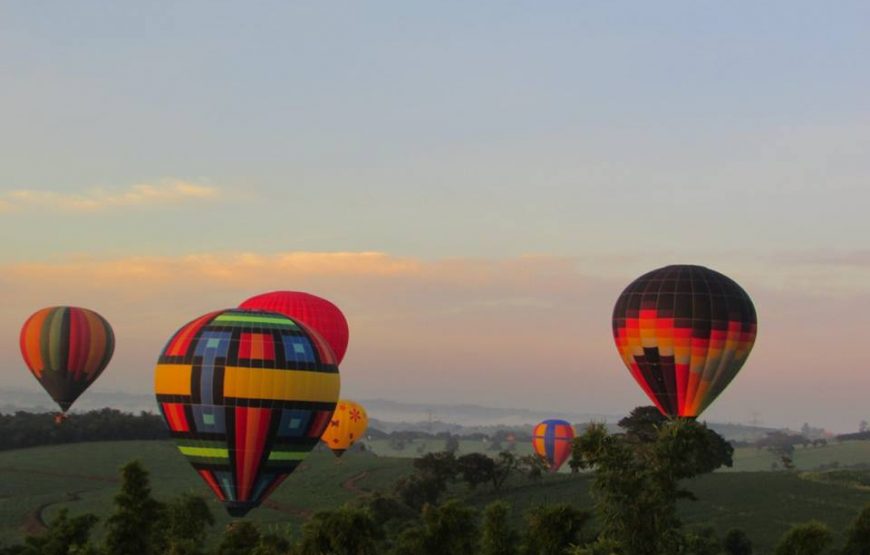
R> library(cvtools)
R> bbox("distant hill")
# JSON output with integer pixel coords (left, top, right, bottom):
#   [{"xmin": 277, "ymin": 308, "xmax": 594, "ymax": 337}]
[{"xmin": 0, "ymin": 388, "xmax": 776, "ymax": 442}]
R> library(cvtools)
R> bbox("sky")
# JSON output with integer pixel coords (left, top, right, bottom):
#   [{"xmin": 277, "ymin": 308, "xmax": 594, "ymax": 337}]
[{"xmin": 1, "ymin": 2, "xmax": 869, "ymax": 432}]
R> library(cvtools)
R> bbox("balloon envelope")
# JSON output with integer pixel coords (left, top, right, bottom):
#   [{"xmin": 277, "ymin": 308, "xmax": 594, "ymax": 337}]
[
  {"xmin": 320, "ymin": 399, "xmax": 368, "ymax": 457},
  {"xmin": 240, "ymin": 291, "xmax": 349, "ymax": 364},
  {"xmin": 532, "ymin": 419, "xmax": 575, "ymax": 472},
  {"xmin": 154, "ymin": 308, "xmax": 340, "ymax": 517},
  {"xmin": 20, "ymin": 306, "xmax": 114, "ymax": 412},
  {"xmin": 612, "ymin": 264, "xmax": 757, "ymax": 418}
]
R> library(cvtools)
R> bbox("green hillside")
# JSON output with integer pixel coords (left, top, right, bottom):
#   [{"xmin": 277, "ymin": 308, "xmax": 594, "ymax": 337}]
[{"xmin": 0, "ymin": 440, "xmax": 869, "ymax": 553}]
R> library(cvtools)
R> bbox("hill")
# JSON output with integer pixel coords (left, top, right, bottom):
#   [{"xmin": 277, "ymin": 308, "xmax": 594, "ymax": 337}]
[{"xmin": 1, "ymin": 440, "xmax": 869, "ymax": 552}]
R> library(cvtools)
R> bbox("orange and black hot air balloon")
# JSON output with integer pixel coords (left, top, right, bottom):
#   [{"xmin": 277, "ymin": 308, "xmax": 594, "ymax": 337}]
[
  {"xmin": 20, "ymin": 306, "xmax": 115, "ymax": 415},
  {"xmin": 612, "ymin": 265, "xmax": 757, "ymax": 418}
]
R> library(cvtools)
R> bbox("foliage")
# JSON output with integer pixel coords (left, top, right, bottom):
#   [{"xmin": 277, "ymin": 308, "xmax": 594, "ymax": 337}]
[
  {"xmin": 163, "ymin": 493, "xmax": 215, "ymax": 555},
  {"xmin": 456, "ymin": 453, "xmax": 495, "ymax": 490},
  {"xmin": 518, "ymin": 454, "xmax": 550, "ymax": 481},
  {"xmin": 297, "ymin": 505, "xmax": 381, "ymax": 555},
  {"xmin": 843, "ymin": 504, "xmax": 870, "ymax": 555},
  {"xmin": 20, "ymin": 508, "xmax": 98, "ymax": 555},
  {"xmin": 722, "ymin": 528, "xmax": 753, "ymax": 555},
  {"xmin": 573, "ymin": 411, "xmax": 733, "ymax": 555},
  {"xmin": 492, "ymin": 451, "xmax": 518, "ymax": 491},
  {"xmin": 0, "ymin": 410, "xmax": 168, "ymax": 451},
  {"xmin": 104, "ymin": 460, "xmax": 166, "ymax": 555},
  {"xmin": 522, "ymin": 504, "xmax": 590, "ymax": 555},
  {"xmin": 480, "ymin": 501, "xmax": 519, "ymax": 555},
  {"xmin": 773, "ymin": 521, "xmax": 833, "ymax": 555},
  {"xmin": 392, "ymin": 500, "xmax": 479, "ymax": 555}
]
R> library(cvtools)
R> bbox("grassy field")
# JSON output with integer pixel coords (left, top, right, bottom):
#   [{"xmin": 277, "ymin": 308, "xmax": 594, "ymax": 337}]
[
  {"xmin": 367, "ymin": 437, "xmax": 870, "ymax": 472},
  {"xmin": 0, "ymin": 440, "xmax": 868, "ymax": 553}
]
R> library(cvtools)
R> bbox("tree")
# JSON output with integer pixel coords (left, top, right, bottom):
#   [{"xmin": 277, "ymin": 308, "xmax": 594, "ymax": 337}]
[
  {"xmin": 480, "ymin": 501, "xmax": 518, "ymax": 555},
  {"xmin": 21, "ymin": 508, "xmax": 98, "ymax": 555},
  {"xmin": 456, "ymin": 453, "xmax": 495, "ymax": 490},
  {"xmin": 574, "ymin": 414, "xmax": 733, "ymax": 555},
  {"xmin": 844, "ymin": 504, "xmax": 870, "ymax": 555},
  {"xmin": 413, "ymin": 451, "xmax": 458, "ymax": 487},
  {"xmin": 522, "ymin": 504, "xmax": 590, "ymax": 555},
  {"xmin": 298, "ymin": 506, "xmax": 382, "ymax": 555},
  {"xmin": 492, "ymin": 451, "xmax": 518, "ymax": 491},
  {"xmin": 519, "ymin": 454, "xmax": 550, "ymax": 481},
  {"xmin": 773, "ymin": 521, "xmax": 833, "ymax": 555},
  {"xmin": 618, "ymin": 406, "xmax": 667, "ymax": 443},
  {"xmin": 723, "ymin": 528, "xmax": 753, "ymax": 555},
  {"xmin": 163, "ymin": 493, "xmax": 215, "ymax": 555},
  {"xmin": 104, "ymin": 461, "xmax": 166, "ymax": 555},
  {"xmin": 216, "ymin": 521, "xmax": 261, "ymax": 555},
  {"xmin": 680, "ymin": 527, "xmax": 720, "ymax": 555},
  {"xmin": 394, "ymin": 473, "xmax": 445, "ymax": 511},
  {"xmin": 392, "ymin": 500, "xmax": 479, "ymax": 555}
]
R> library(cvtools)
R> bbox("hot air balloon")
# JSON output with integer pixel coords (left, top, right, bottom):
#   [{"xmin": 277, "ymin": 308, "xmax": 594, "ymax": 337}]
[
  {"xmin": 612, "ymin": 265, "xmax": 757, "ymax": 418},
  {"xmin": 20, "ymin": 306, "xmax": 114, "ymax": 415},
  {"xmin": 532, "ymin": 420, "xmax": 575, "ymax": 472},
  {"xmin": 320, "ymin": 399, "xmax": 368, "ymax": 457},
  {"xmin": 239, "ymin": 291, "xmax": 349, "ymax": 364},
  {"xmin": 154, "ymin": 308, "xmax": 340, "ymax": 517}
]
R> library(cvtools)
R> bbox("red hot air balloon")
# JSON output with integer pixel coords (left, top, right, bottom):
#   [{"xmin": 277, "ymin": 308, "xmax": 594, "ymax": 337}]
[
  {"xmin": 240, "ymin": 292, "xmax": 349, "ymax": 364},
  {"xmin": 532, "ymin": 420, "xmax": 575, "ymax": 472},
  {"xmin": 20, "ymin": 306, "xmax": 115, "ymax": 414},
  {"xmin": 612, "ymin": 265, "xmax": 757, "ymax": 418}
]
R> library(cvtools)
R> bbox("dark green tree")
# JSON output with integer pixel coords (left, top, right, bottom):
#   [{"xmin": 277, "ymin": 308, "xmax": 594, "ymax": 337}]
[
  {"xmin": 680, "ymin": 527, "xmax": 720, "ymax": 555},
  {"xmin": 773, "ymin": 521, "xmax": 833, "ymax": 555},
  {"xmin": 618, "ymin": 406, "xmax": 667, "ymax": 443},
  {"xmin": 492, "ymin": 451, "xmax": 518, "ymax": 491},
  {"xmin": 392, "ymin": 500, "xmax": 478, "ymax": 555},
  {"xmin": 394, "ymin": 473, "xmax": 445, "ymax": 511},
  {"xmin": 574, "ymin": 414, "xmax": 733, "ymax": 555},
  {"xmin": 480, "ymin": 501, "xmax": 518, "ymax": 555},
  {"xmin": 522, "ymin": 504, "xmax": 590, "ymax": 555},
  {"xmin": 723, "ymin": 528, "xmax": 753, "ymax": 555},
  {"xmin": 104, "ymin": 461, "xmax": 166, "ymax": 555},
  {"xmin": 21, "ymin": 508, "xmax": 98, "ymax": 555},
  {"xmin": 456, "ymin": 453, "xmax": 495, "ymax": 490},
  {"xmin": 163, "ymin": 493, "xmax": 215, "ymax": 555},
  {"xmin": 216, "ymin": 521, "xmax": 261, "ymax": 555},
  {"xmin": 518, "ymin": 454, "xmax": 550, "ymax": 481},
  {"xmin": 843, "ymin": 504, "xmax": 870, "ymax": 555},
  {"xmin": 298, "ymin": 506, "xmax": 382, "ymax": 555}
]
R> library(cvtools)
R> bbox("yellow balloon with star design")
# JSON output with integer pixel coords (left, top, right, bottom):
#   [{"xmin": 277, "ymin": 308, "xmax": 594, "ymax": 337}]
[{"xmin": 321, "ymin": 399, "xmax": 368, "ymax": 457}]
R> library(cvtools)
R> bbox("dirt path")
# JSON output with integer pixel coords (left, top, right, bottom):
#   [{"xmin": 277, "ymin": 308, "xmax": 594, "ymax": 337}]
[
  {"xmin": 340, "ymin": 471, "xmax": 369, "ymax": 494},
  {"xmin": 22, "ymin": 490, "xmax": 89, "ymax": 536}
]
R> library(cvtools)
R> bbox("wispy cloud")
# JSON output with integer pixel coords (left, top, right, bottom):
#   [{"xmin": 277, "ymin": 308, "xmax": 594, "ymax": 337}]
[{"xmin": 0, "ymin": 180, "xmax": 220, "ymax": 212}]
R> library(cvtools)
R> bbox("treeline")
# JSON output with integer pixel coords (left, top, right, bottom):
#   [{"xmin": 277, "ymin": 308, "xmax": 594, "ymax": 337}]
[
  {"xmin": 0, "ymin": 409, "xmax": 168, "ymax": 451},
  {"xmin": 10, "ymin": 407, "xmax": 870, "ymax": 554}
]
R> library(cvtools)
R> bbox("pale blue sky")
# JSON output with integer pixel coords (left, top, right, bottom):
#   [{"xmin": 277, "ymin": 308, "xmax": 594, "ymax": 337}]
[
  {"xmin": 2, "ymin": 1, "xmax": 869, "ymax": 261},
  {"xmin": 2, "ymin": 3, "xmax": 870, "ymax": 430}
]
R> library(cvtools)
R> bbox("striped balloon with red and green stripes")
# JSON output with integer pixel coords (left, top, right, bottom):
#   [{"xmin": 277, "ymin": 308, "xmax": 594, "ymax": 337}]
[{"xmin": 20, "ymin": 306, "xmax": 115, "ymax": 412}]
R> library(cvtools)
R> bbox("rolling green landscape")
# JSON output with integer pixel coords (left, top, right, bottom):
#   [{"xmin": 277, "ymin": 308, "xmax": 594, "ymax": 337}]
[{"xmin": 1, "ymin": 439, "xmax": 869, "ymax": 553}]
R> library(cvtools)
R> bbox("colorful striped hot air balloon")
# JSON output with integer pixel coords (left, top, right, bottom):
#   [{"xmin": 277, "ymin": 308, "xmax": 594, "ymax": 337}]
[
  {"xmin": 320, "ymin": 399, "xmax": 368, "ymax": 457},
  {"xmin": 612, "ymin": 265, "xmax": 757, "ymax": 418},
  {"xmin": 240, "ymin": 291, "xmax": 349, "ymax": 364},
  {"xmin": 532, "ymin": 420, "xmax": 575, "ymax": 472},
  {"xmin": 154, "ymin": 308, "xmax": 340, "ymax": 517},
  {"xmin": 20, "ymin": 306, "xmax": 114, "ymax": 414}
]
